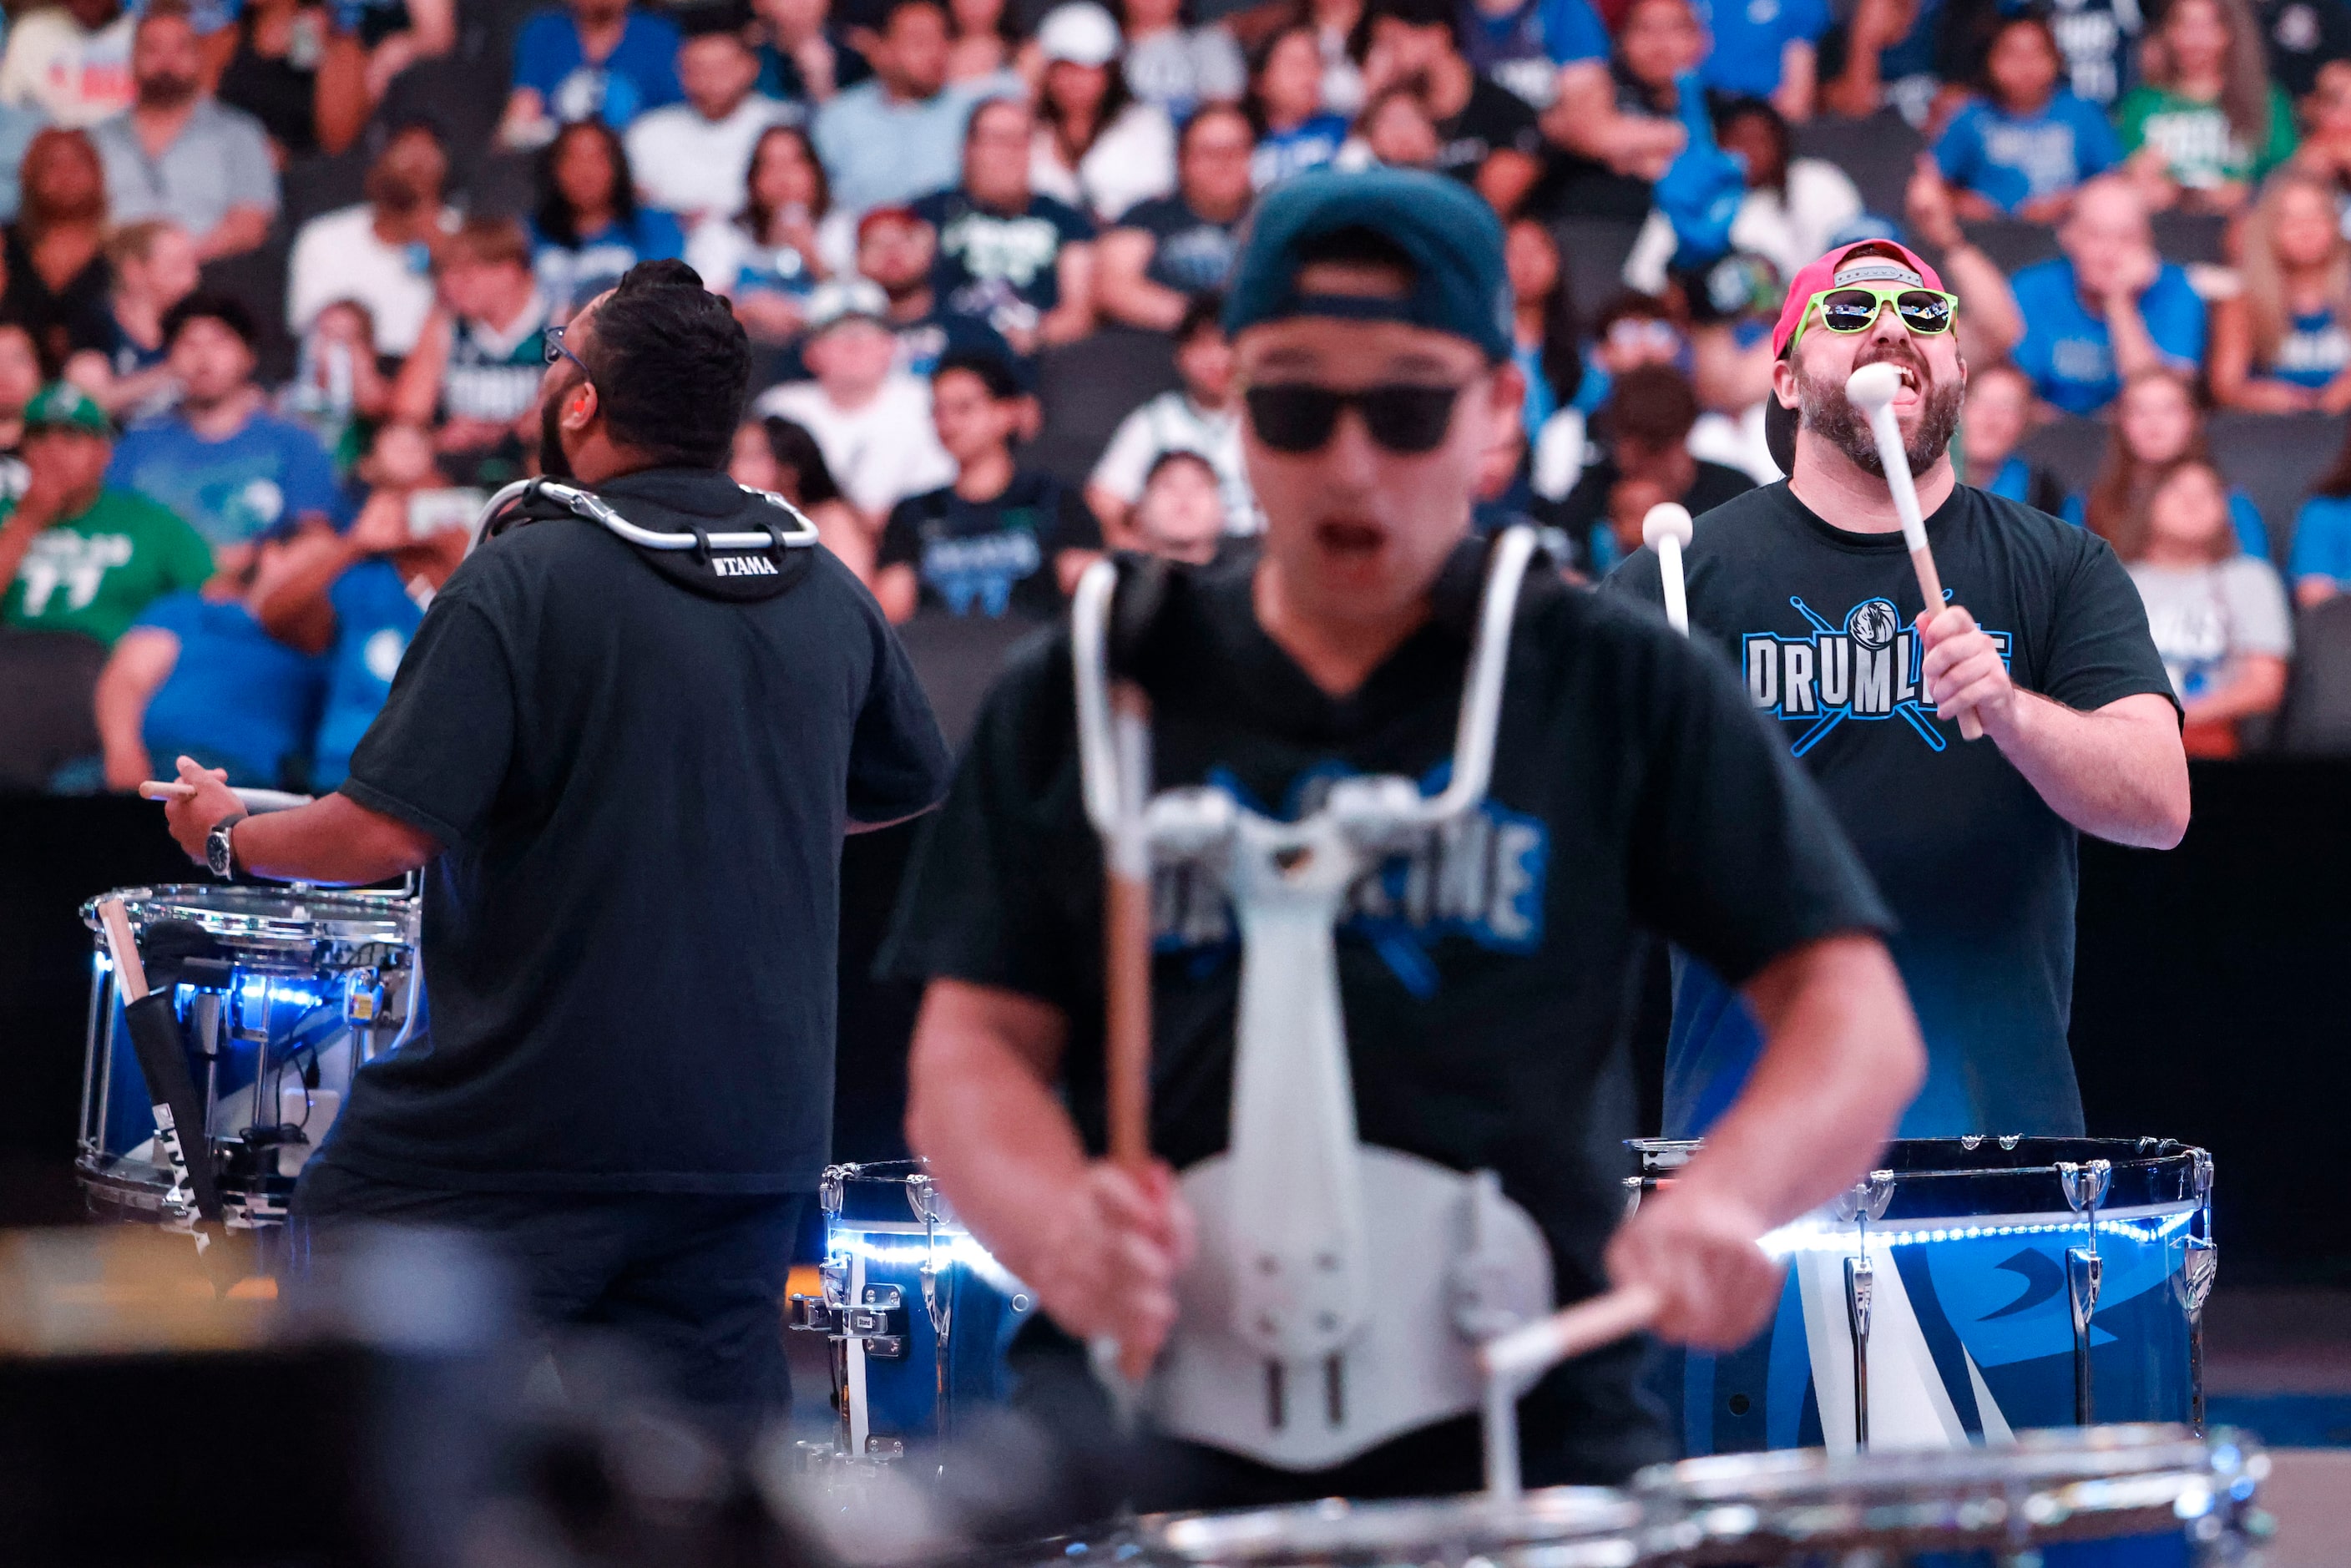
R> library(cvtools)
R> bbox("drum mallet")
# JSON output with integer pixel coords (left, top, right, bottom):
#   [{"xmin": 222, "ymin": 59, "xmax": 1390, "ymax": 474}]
[
  {"xmin": 1478, "ymin": 1282, "xmax": 1662, "ymax": 1501},
  {"xmin": 1844, "ymin": 361, "xmax": 1980, "ymax": 740},
  {"xmin": 1641, "ymin": 503, "xmax": 1694, "ymax": 635},
  {"xmin": 94, "ymin": 898, "xmax": 228, "ymax": 1229}
]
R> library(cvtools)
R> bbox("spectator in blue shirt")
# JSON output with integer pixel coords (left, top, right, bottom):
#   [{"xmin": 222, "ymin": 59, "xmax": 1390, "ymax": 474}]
[
  {"xmin": 749, "ymin": 0, "xmax": 872, "ymax": 105},
  {"xmin": 2288, "ymin": 421, "xmax": 2351, "ymax": 604},
  {"xmin": 2066, "ymin": 367, "xmax": 2270, "ymax": 559},
  {"xmin": 1457, "ymin": 0, "xmax": 1608, "ymax": 110},
  {"xmin": 1695, "ymin": 0, "xmax": 1829, "ymax": 119},
  {"xmin": 2000, "ymin": 175, "xmax": 2207, "ymax": 414},
  {"xmin": 108, "ymin": 293, "xmax": 345, "ymax": 550},
  {"xmin": 1246, "ymin": 23, "xmax": 1345, "ymax": 187},
  {"xmin": 93, "ymin": 529, "xmax": 325, "ymax": 790},
  {"xmin": 529, "ymin": 117, "xmax": 685, "ymax": 321},
  {"xmin": 812, "ymin": 0, "xmax": 1020, "ymax": 217},
  {"xmin": 1959, "ymin": 359, "xmax": 2067, "ymax": 513},
  {"xmin": 1933, "ymin": 13, "xmax": 2122, "ymax": 219},
  {"xmin": 499, "ymin": 0, "xmax": 683, "ymax": 146},
  {"xmin": 2210, "ymin": 168, "xmax": 2351, "ymax": 411},
  {"xmin": 250, "ymin": 422, "xmax": 469, "ymax": 787}
]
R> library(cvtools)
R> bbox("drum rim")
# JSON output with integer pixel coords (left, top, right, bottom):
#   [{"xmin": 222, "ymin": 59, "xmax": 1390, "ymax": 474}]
[
  {"xmin": 81, "ymin": 883, "xmax": 415, "ymax": 946},
  {"xmin": 1629, "ymin": 1136, "xmax": 2202, "ymax": 1179},
  {"xmin": 1143, "ymin": 1485, "xmax": 1646, "ymax": 1560},
  {"xmin": 1637, "ymin": 1422, "xmax": 2244, "ymax": 1500}
]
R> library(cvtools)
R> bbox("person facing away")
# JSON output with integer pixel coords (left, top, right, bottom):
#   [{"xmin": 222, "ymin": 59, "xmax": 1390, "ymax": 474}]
[{"xmin": 154, "ymin": 258, "xmax": 953, "ymax": 1445}]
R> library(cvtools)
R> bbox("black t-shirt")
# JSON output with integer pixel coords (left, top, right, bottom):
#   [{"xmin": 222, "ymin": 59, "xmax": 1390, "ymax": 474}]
[
  {"xmin": 2259, "ymin": 0, "xmax": 2351, "ymax": 99},
  {"xmin": 323, "ymin": 468, "xmax": 952, "ymax": 1192},
  {"xmin": 910, "ymin": 188, "xmax": 1097, "ymax": 324},
  {"xmin": 879, "ymin": 543, "xmax": 1888, "ymax": 1490},
  {"xmin": 1113, "ymin": 194, "xmax": 1241, "ymax": 296},
  {"xmin": 1604, "ymin": 481, "xmax": 2176, "ymax": 1142},
  {"xmin": 1547, "ymin": 455, "xmax": 1756, "ymax": 574},
  {"xmin": 1433, "ymin": 74, "xmax": 1544, "ymax": 188},
  {"xmin": 878, "ymin": 468, "xmax": 1100, "ymax": 621}
]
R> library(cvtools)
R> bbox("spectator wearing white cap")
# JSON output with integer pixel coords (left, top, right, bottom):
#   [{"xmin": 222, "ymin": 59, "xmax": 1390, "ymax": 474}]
[
  {"xmin": 754, "ymin": 277, "xmax": 956, "ymax": 526},
  {"xmin": 1030, "ymin": 2, "xmax": 1177, "ymax": 223}
]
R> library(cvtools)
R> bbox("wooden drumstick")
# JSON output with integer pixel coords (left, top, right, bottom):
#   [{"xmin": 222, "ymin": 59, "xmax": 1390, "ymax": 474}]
[
  {"xmin": 1845, "ymin": 362, "xmax": 1982, "ymax": 741},
  {"xmin": 1102, "ymin": 681, "xmax": 1156, "ymax": 1383}
]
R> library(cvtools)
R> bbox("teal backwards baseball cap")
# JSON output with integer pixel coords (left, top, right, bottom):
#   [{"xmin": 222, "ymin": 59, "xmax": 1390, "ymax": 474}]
[{"xmin": 1221, "ymin": 168, "xmax": 1513, "ymax": 363}]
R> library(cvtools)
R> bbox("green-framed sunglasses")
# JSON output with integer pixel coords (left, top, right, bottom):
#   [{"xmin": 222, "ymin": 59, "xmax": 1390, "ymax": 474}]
[{"xmin": 1790, "ymin": 283, "xmax": 1959, "ymax": 353}]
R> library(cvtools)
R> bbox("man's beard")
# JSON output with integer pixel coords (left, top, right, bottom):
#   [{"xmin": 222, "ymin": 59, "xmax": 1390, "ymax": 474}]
[
  {"xmin": 538, "ymin": 392, "xmax": 574, "ymax": 479},
  {"xmin": 137, "ymin": 73, "xmax": 199, "ymax": 110},
  {"xmin": 1797, "ymin": 345, "xmax": 1964, "ymax": 478}
]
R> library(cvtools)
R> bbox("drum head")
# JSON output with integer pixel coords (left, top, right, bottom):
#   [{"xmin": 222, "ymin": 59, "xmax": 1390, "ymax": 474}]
[
  {"xmin": 83, "ymin": 885, "xmax": 413, "ymax": 969},
  {"xmin": 1144, "ymin": 1488, "xmax": 1646, "ymax": 1568}
]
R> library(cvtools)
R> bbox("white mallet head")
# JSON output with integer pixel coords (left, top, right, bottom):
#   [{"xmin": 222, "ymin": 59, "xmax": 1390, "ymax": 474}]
[
  {"xmin": 1843, "ymin": 361, "xmax": 1904, "ymax": 417},
  {"xmin": 1641, "ymin": 502, "xmax": 1694, "ymax": 550}
]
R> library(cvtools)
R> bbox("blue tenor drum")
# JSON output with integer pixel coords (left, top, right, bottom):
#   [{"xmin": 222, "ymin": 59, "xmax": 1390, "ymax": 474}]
[
  {"xmin": 77, "ymin": 885, "xmax": 416, "ymax": 1228},
  {"xmin": 1635, "ymin": 1138, "xmax": 2217, "ymax": 1457},
  {"xmin": 789, "ymin": 1160, "xmax": 1037, "ymax": 1461}
]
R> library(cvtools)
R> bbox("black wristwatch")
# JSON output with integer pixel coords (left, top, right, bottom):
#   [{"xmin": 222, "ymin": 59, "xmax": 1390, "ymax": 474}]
[{"xmin": 205, "ymin": 814, "xmax": 246, "ymax": 881}]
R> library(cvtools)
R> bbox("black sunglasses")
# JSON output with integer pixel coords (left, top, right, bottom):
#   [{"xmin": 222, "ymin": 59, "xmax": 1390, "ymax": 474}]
[
  {"xmin": 543, "ymin": 322, "xmax": 594, "ymax": 381},
  {"xmin": 1244, "ymin": 382, "xmax": 1465, "ymax": 455}
]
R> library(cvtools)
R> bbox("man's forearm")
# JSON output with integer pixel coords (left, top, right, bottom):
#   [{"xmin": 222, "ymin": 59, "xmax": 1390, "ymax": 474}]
[
  {"xmin": 232, "ymin": 792, "xmax": 441, "ymax": 884},
  {"xmin": 1990, "ymin": 690, "xmax": 2189, "ymax": 848},
  {"xmin": 904, "ymin": 980, "xmax": 1092, "ymax": 1286},
  {"xmin": 2104, "ymin": 294, "xmax": 2166, "ymax": 383},
  {"xmin": 1671, "ymin": 933, "xmax": 1924, "ymax": 1228}
]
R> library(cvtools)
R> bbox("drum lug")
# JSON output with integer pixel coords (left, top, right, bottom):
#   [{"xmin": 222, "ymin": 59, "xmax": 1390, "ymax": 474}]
[
  {"xmin": 786, "ymin": 1296, "xmax": 840, "ymax": 1334},
  {"xmin": 1844, "ymin": 1254, "xmax": 1874, "ymax": 1450},
  {"xmin": 860, "ymin": 1335, "xmax": 905, "ymax": 1360},
  {"xmin": 2174, "ymin": 1235, "xmax": 2218, "ymax": 1435},
  {"xmin": 862, "ymin": 1436, "xmax": 903, "ymax": 1459},
  {"xmin": 1830, "ymin": 1170, "xmax": 1893, "ymax": 1226},
  {"xmin": 817, "ymin": 1166, "xmax": 849, "ymax": 1216}
]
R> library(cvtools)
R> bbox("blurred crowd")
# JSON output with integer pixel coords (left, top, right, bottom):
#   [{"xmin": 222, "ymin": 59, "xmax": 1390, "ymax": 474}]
[{"xmin": 9, "ymin": 0, "xmax": 2351, "ymax": 789}]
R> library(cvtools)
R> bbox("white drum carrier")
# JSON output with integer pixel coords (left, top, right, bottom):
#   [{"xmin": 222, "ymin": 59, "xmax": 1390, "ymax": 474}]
[{"xmin": 1068, "ymin": 529, "xmax": 1555, "ymax": 1472}]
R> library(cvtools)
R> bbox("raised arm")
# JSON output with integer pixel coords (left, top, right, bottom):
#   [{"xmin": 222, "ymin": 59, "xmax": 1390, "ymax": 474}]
[
  {"xmin": 160, "ymin": 756, "xmax": 442, "ymax": 882},
  {"xmin": 1920, "ymin": 603, "xmax": 2191, "ymax": 848},
  {"xmin": 1094, "ymin": 227, "xmax": 1187, "ymax": 331},
  {"xmin": 1606, "ymin": 932, "xmax": 1924, "ymax": 1348},
  {"xmin": 906, "ymin": 978, "xmax": 1193, "ymax": 1358}
]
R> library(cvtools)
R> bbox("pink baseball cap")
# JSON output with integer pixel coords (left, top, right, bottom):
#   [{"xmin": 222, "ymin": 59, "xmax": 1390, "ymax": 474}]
[{"xmin": 1770, "ymin": 240, "xmax": 1947, "ymax": 360}]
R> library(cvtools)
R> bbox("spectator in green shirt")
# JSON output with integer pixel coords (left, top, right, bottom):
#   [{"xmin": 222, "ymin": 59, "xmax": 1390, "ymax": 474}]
[
  {"xmin": 2118, "ymin": 0, "xmax": 2296, "ymax": 212},
  {"xmin": 0, "ymin": 382, "xmax": 214, "ymax": 646}
]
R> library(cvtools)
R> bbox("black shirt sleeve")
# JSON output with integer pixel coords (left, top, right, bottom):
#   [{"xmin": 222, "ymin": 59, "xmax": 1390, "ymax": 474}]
[
  {"xmin": 1052, "ymin": 478, "xmax": 1102, "ymax": 553},
  {"xmin": 877, "ymin": 640, "xmax": 1090, "ymax": 1009},
  {"xmin": 2040, "ymin": 529, "xmax": 2182, "ymax": 718},
  {"xmin": 847, "ymin": 599, "xmax": 955, "ymax": 823},
  {"xmin": 877, "ymin": 498, "xmax": 924, "ymax": 570},
  {"xmin": 1606, "ymin": 601, "xmax": 1893, "ymax": 985},
  {"xmin": 338, "ymin": 589, "xmax": 518, "ymax": 847}
]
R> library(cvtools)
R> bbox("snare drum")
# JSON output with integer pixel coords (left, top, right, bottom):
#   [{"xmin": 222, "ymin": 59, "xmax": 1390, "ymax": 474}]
[
  {"xmin": 1638, "ymin": 1423, "xmax": 2268, "ymax": 1565},
  {"xmin": 1634, "ymin": 1138, "xmax": 2217, "ymax": 1455},
  {"xmin": 78, "ymin": 884, "xmax": 416, "ymax": 1227},
  {"xmin": 788, "ymin": 1160, "xmax": 1036, "ymax": 1461},
  {"xmin": 1142, "ymin": 1487, "xmax": 1655, "ymax": 1568}
]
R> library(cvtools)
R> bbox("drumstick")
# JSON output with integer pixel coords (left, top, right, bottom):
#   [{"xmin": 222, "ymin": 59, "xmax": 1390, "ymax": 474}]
[
  {"xmin": 1479, "ymin": 1282, "xmax": 1663, "ymax": 1384},
  {"xmin": 1102, "ymin": 680, "xmax": 1155, "ymax": 1383},
  {"xmin": 139, "ymin": 781, "xmax": 314, "ymax": 812},
  {"xmin": 1844, "ymin": 362, "xmax": 1982, "ymax": 741},
  {"xmin": 1641, "ymin": 503, "xmax": 1694, "ymax": 635}
]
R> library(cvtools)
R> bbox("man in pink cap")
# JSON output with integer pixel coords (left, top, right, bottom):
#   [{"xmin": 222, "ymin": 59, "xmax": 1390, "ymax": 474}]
[{"xmin": 1610, "ymin": 236, "xmax": 2188, "ymax": 1157}]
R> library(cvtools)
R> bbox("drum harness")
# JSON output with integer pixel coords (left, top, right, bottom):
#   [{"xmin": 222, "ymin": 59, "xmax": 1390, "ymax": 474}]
[{"xmin": 1068, "ymin": 527, "xmax": 1556, "ymax": 1474}]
